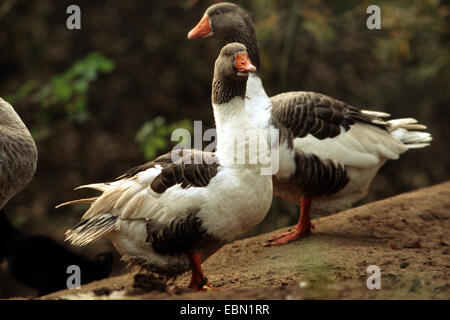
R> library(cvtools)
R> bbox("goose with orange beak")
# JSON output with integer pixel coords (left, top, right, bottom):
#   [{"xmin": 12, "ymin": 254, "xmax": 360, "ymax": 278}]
[
  {"xmin": 188, "ymin": 14, "xmax": 213, "ymax": 39},
  {"xmin": 188, "ymin": 2, "xmax": 432, "ymax": 246},
  {"xmin": 57, "ymin": 43, "xmax": 272, "ymax": 291}
]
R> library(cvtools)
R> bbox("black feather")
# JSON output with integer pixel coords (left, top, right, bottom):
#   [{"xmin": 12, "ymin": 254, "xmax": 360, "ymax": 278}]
[{"xmin": 147, "ymin": 210, "xmax": 206, "ymax": 256}]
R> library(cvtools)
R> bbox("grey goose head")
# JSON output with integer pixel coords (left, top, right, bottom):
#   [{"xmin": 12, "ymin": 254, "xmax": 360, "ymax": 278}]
[{"xmin": 212, "ymin": 42, "xmax": 257, "ymax": 105}]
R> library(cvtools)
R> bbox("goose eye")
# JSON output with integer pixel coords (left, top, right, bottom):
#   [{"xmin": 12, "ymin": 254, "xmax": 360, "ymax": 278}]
[{"xmin": 212, "ymin": 10, "xmax": 221, "ymax": 16}]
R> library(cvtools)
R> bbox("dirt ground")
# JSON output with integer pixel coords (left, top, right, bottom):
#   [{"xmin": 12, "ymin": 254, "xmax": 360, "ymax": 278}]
[{"xmin": 32, "ymin": 181, "xmax": 450, "ymax": 300}]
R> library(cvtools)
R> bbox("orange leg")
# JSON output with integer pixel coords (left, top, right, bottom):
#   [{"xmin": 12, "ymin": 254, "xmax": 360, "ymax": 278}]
[
  {"xmin": 265, "ymin": 197, "xmax": 314, "ymax": 246},
  {"xmin": 187, "ymin": 253, "xmax": 214, "ymax": 291}
]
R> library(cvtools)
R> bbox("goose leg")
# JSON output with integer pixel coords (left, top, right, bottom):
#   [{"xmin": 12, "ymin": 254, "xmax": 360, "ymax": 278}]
[
  {"xmin": 187, "ymin": 253, "xmax": 214, "ymax": 291},
  {"xmin": 265, "ymin": 197, "xmax": 314, "ymax": 246}
]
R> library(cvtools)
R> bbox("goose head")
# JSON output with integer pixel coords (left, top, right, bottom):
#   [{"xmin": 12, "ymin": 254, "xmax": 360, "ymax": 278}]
[
  {"xmin": 215, "ymin": 42, "xmax": 256, "ymax": 79},
  {"xmin": 212, "ymin": 43, "xmax": 256, "ymax": 105},
  {"xmin": 188, "ymin": 3, "xmax": 250, "ymax": 39},
  {"xmin": 188, "ymin": 3, "xmax": 260, "ymax": 71}
]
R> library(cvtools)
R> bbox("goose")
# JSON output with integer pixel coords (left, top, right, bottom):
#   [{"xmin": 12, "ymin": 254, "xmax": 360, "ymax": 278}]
[
  {"xmin": 0, "ymin": 98, "xmax": 37, "ymax": 211},
  {"xmin": 57, "ymin": 43, "xmax": 273, "ymax": 291},
  {"xmin": 1, "ymin": 96, "xmax": 38, "ymax": 268},
  {"xmin": 1, "ymin": 96, "xmax": 38, "ymax": 272},
  {"xmin": 188, "ymin": 2, "xmax": 432, "ymax": 246},
  {"xmin": 0, "ymin": 98, "xmax": 113, "ymax": 296}
]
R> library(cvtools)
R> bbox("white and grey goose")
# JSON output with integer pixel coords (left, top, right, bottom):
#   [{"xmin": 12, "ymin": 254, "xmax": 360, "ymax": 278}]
[
  {"xmin": 57, "ymin": 43, "xmax": 273, "ymax": 290},
  {"xmin": 188, "ymin": 2, "xmax": 432, "ymax": 245}
]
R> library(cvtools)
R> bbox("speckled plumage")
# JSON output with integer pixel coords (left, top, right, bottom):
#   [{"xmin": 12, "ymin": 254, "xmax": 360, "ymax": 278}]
[
  {"xmin": 119, "ymin": 150, "xmax": 219, "ymax": 194},
  {"xmin": 0, "ymin": 98, "xmax": 37, "ymax": 209},
  {"xmin": 270, "ymin": 91, "xmax": 387, "ymax": 146}
]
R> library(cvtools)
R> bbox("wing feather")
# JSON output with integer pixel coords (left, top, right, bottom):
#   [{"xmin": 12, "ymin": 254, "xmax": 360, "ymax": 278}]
[{"xmin": 58, "ymin": 150, "xmax": 219, "ymax": 223}]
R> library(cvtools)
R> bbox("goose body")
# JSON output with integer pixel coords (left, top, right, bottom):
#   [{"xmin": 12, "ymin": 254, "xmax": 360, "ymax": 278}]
[
  {"xmin": 267, "ymin": 92, "xmax": 428, "ymax": 214},
  {"xmin": 0, "ymin": 98, "xmax": 113, "ymax": 296},
  {"xmin": 188, "ymin": 3, "xmax": 432, "ymax": 245},
  {"xmin": 59, "ymin": 43, "xmax": 273, "ymax": 289},
  {"xmin": 0, "ymin": 98, "xmax": 37, "ymax": 210}
]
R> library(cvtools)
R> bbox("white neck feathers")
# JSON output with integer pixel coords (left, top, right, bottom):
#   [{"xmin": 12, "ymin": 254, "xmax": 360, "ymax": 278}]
[
  {"xmin": 213, "ymin": 96, "xmax": 269, "ymax": 168},
  {"xmin": 244, "ymin": 73, "xmax": 272, "ymax": 129}
]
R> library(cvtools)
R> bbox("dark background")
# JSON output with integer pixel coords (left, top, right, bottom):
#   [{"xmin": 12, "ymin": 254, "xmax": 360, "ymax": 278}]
[{"xmin": 0, "ymin": 0, "xmax": 448, "ymax": 297}]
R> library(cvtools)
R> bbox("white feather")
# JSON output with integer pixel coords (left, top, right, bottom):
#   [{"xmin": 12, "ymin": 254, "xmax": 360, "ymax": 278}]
[
  {"xmin": 292, "ymin": 123, "xmax": 406, "ymax": 168},
  {"xmin": 361, "ymin": 109, "xmax": 391, "ymax": 118},
  {"xmin": 244, "ymin": 73, "xmax": 271, "ymax": 129}
]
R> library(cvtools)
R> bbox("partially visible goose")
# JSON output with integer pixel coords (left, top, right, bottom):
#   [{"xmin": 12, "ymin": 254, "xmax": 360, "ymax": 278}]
[
  {"xmin": 188, "ymin": 2, "xmax": 432, "ymax": 245},
  {"xmin": 0, "ymin": 98, "xmax": 113, "ymax": 296},
  {"xmin": 0, "ymin": 98, "xmax": 37, "ymax": 210},
  {"xmin": 0, "ymin": 97, "xmax": 38, "ymax": 265},
  {"xmin": 57, "ymin": 43, "xmax": 273, "ymax": 290}
]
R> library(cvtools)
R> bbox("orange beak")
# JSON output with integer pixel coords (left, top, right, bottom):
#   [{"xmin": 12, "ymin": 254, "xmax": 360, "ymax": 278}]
[
  {"xmin": 235, "ymin": 52, "xmax": 257, "ymax": 74},
  {"xmin": 188, "ymin": 15, "xmax": 213, "ymax": 39}
]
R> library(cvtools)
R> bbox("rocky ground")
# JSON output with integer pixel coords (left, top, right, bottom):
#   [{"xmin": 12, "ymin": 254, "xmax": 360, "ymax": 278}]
[{"xmin": 28, "ymin": 181, "xmax": 450, "ymax": 300}]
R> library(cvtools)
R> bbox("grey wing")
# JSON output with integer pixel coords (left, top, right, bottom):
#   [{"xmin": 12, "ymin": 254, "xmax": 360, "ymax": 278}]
[
  {"xmin": 149, "ymin": 149, "xmax": 219, "ymax": 193},
  {"xmin": 269, "ymin": 91, "xmax": 388, "ymax": 146}
]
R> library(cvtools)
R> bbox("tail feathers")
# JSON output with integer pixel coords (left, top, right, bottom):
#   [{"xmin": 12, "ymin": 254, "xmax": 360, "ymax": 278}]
[
  {"xmin": 74, "ymin": 183, "xmax": 112, "ymax": 193},
  {"xmin": 55, "ymin": 197, "xmax": 98, "ymax": 209},
  {"xmin": 387, "ymin": 118, "xmax": 427, "ymax": 130},
  {"xmin": 55, "ymin": 183, "xmax": 114, "ymax": 208},
  {"xmin": 65, "ymin": 214, "xmax": 117, "ymax": 246},
  {"xmin": 388, "ymin": 118, "xmax": 432, "ymax": 149},
  {"xmin": 361, "ymin": 109, "xmax": 391, "ymax": 118},
  {"xmin": 55, "ymin": 183, "xmax": 110, "ymax": 209}
]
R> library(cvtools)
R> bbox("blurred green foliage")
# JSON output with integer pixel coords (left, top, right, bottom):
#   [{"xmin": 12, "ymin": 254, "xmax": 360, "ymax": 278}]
[
  {"xmin": 136, "ymin": 116, "xmax": 193, "ymax": 161},
  {"xmin": 7, "ymin": 52, "xmax": 115, "ymax": 140}
]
